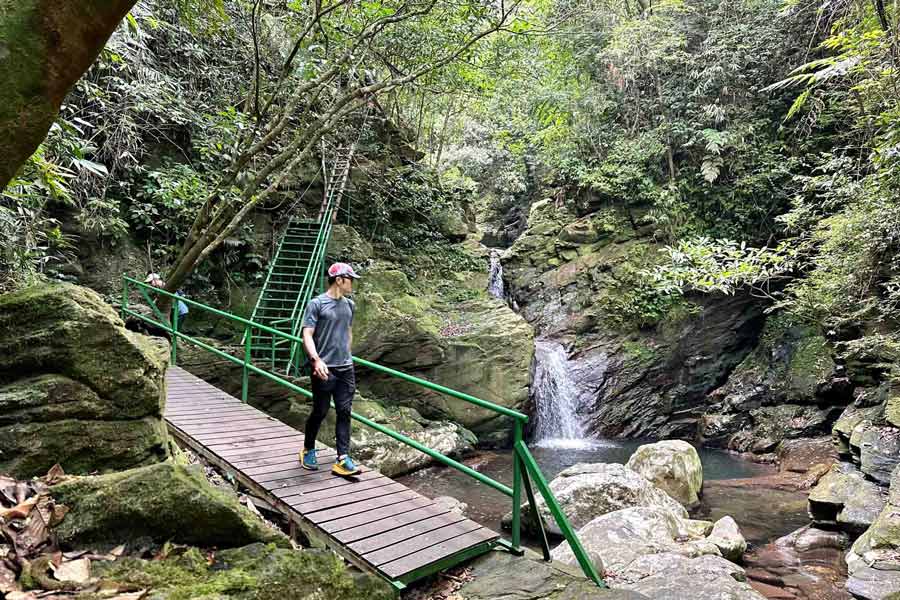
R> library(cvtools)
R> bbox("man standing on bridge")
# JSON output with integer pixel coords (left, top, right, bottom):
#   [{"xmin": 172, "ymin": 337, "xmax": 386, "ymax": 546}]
[{"xmin": 299, "ymin": 262, "xmax": 362, "ymax": 476}]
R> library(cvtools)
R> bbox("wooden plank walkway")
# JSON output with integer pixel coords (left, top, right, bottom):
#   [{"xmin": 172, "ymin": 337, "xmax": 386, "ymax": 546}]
[{"xmin": 164, "ymin": 366, "xmax": 499, "ymax": 588}]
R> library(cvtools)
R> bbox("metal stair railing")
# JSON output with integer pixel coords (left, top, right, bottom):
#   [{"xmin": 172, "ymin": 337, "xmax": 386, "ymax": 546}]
[
  {"xmin": 121, "ymin": 275, "xmax": 607, "ymax": 589},
  {"xmin": 283, "ymin": 145, "xmax": 354, "ymax": 376}
]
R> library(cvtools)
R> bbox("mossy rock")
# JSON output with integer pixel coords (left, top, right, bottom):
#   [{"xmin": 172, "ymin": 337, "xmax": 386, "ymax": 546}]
[
  {"xmin": 0, "ymin": 413, "xmax": 168, "ymax": 478},
  {"xmin": 52, "ymin": 461, "xmax": 288, "ymax": 550},
  {"xmin": 327, "ymin": 224, "xmax": 373, "ymax": 263},
  {"xmin": 91, "ymin": 542, "xmax": 393, "ymax": 600},
  {"xmin": 0, "ymin": 283, "xmax": 168, "ymax": 416}
]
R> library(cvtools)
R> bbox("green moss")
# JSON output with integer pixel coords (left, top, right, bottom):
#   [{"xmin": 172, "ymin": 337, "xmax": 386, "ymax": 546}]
[
  {"xmin": 621, "ymin": 339, "xmax": 658, "ymax": 365},
  {"xmin": 51, "ymin": 461, "xmax": 287, "ymax": 550},
  {"xmin": 91, "ymin": 543, "xmax": 393, "ymax": 600}
]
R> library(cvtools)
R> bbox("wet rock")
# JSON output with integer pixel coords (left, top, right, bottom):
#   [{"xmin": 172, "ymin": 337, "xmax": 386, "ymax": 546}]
[
  {"xmin": 846, "ymin": 465, "xmax": 900, "ymax": 598},
  {"xmin": 457, "ymin": 548, "xmax": 649, "ymax": 600},
  {"xmin": 808, "ymin": 463, "xmax": 887, "ymax": 532},
  {"xmin": 778, "ymin": 437, "xmax": 839, "ymax": 474},
  {"xmin": 51, "ymin": 461, "xmax": 287, "ymax": 550},
  {"xmin": 708, "ymin": 516, "xmax": 748, "ymax": 561},
  {"xmin": 514, "ymin": 463, "xmax": 688, "ymax": 536},
  {"xmin": 625, "ymin": 440, "xmax": 703, "ymax": 508},
  {"xmin": 353, "ymin": 268, "xmax": 534, "ymax": 442},
  {"xmin": 0, "ymin": 283, "xmax": 169, "ymax": 478},
  {"xmin": 859, "ymin": 426, "xmax": 900, "ymax": 485},
  {"xmin": 743, "ymin": 525, "xmax": 850, "ymax": 600},
  {"xmin": 726, "ymin": 405, "xmax": 839, "ymax": 455}
]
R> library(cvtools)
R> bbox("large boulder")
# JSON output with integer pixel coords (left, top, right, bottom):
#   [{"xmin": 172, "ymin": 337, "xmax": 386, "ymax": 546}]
[
  {"xmin": 625, "ymin": 440, "xmax": 703, "ymax": 508},
  {"xmin": 618, "ymin": 553, "xmax": 764, "ymax": 600},
  {"xmin": 348, "ymin": 400, "xmax": 477, "ymax": 477},
  {"xmin": 51, "ymin": 461, "xmax": 288, "ymax": 549},
  {"xmin": 515, "ymin": 463, "xmax": 688, "ymax": 536},
  {"xmin": 808, "ymin": 462, "xmax": 888, "ymax": 533},
  {"xmin": 551, "ymin": 507, "xmax": 747, "ymax": 578},
  {"xmin": 0, "ymin": 283, "xmax": 169, "ymax": 477}
]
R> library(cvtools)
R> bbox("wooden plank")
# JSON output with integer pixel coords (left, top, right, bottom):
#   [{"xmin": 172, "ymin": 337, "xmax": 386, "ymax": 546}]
[
  {"xmin": 295, "ymin": 482, "xmax": 407, "ymax": 513},
  {"xmin": 321, "ymin": 497, "xmax": 434, "ymax": 534},
  {"xmin": 172, "ymin": 419, "xmax": 290, "ymax": 436},
  {"xmin": 364, "ymin": 520, "xmax": 483, "ymax": 566},
  {"xmin": 333, "ymin": 504, "xmax": 451, "ymax": 543},
  {"xmin": 277, "ymin": 475, "xmax": 394, "ymax": 503},
  {"xmin": 217, "ymin": 438, "xmax": 304, "ymax": 457},
  {"xmin": 349, "ymin": 511, "xmax": 468, "ymax": 555},
  {"xmin": 379, "ymin": 528, "xmax": 498, "ymax": 578},
  {"xmin": 166, "ymin": 405, "xmax": 258, "ymax": 417},
  {"xmin": 190, "ymin": 429, "xmax": 299, "ymax": 446},
  {"xmin": 168, "ymin": 411, "xmax": 265, "ymax": 425},
  {"xmin": 169, "ymin": 414, "xmax": 275, "ymax": 429},
  {"xmin": 267, "ymin": 469, "xmax": 381, "ymax": 497},
  {"xmin": 205, "ymin": 432, "xmax": 302, "ymax": 448},
  {"xmin": 307, "ymin": 490, "xmax": 419, "ymax": 524}
]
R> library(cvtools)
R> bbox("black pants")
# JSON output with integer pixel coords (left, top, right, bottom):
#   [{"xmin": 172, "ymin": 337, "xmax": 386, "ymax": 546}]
[{"xmin": 304, "ymin": 365, "xmax": 355, "ymax": 457}]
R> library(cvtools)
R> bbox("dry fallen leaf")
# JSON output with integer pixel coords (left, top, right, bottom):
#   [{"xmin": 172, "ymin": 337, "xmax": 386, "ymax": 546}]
[
  {"xmin": 0, "ymin": 497, "xmax": 38, "ymax": 521},
  {"xmin": 0, "ymin": 559, "xmax": 20, "ymax": 593},
  {"xmin": 43, "ymin": 465, "xmax": 66, "ymax": 485},
  {"xmin": 51, "ymin": 557, "xmax": 92, "ymax": 584}
]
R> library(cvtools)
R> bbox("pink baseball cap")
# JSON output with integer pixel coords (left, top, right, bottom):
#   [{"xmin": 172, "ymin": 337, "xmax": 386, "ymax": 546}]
[{"xmin": 328, "ymin": 262, "xmax": 360, "ymax": 279}]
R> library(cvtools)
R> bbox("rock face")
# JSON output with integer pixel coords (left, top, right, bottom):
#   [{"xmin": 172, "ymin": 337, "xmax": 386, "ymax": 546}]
[
  {"xmin": 501, "ymin": 200, "xmax": 766, "ymax": 439},
  {"xmin": 625, "ymin": 440, "xmax": 703, "ymax": 508},
  {"xmin": 51, "ymin": 461, "xmax": 287, "ymax": 549},
  {"xmin": 699, "ymin": 318, "xmax": 847, "ymax": 454},
  {"xmin": 0, "ymin": 283, "xmax": 169, "ymax": 477},
  {"xmin": 808, "ymin": 463, "xmax": 887, "ymax": 533},
  {"xmin": 520, "ymin": 463, "xmax": 688, "ymax": 535},
  {"xmin": 352, "ymin": 265, "xmax": 534, "ymax": 444},
  {"xmin": 845, "ymin": 464, "xmax": 900, "ymax": 599}
]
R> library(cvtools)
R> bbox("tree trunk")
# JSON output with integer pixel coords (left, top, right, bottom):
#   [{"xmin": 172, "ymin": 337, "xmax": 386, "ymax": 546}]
[{"xmin": 0, "ymin": 0, "xmax": 136, "ymax": 189}]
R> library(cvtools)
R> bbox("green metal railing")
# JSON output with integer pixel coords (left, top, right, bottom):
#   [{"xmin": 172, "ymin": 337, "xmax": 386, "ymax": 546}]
[
  {"xmin": 284, "ymin": 147, "xmax": 353, "ymax": 376},
  {"xmin": 120, "ymin": 275, "xmax": 604, "ymax": 588}
]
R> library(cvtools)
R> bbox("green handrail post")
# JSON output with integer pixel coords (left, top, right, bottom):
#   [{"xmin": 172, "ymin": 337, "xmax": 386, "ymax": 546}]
[
  {"xmin": 511, "ymin": 419, "xmax": 524, "ymax": 554},
  {"xmin": 242, "ymin": 323, "xmax": 252, "ymax": 403},
  {"xmin": 121, "ymin": 275, "xmax": 128, "ymax": 321},
  {"xmin": 171, "ymin": 304, "xmax": 179, "ymax": 365},
  {"xmin": 515, "ymin": 440, "xmax": 606, "ymax": 588}
]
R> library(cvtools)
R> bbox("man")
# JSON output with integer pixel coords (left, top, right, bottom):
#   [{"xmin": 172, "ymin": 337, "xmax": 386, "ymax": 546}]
[
  {"xmin": 299, "ymin": 262, "xmax": 362, "ymax": 476},
  {"xmin": 144, "ymin": 272, "xmax": 189, "ymax": 327}
]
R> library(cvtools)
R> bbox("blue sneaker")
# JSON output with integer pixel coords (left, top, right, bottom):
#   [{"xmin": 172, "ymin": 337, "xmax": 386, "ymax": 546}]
[
  {"xmin": 332, "ymin": 455, "xmax": 361, "ymax": 476},
  {"xmin": 300, "ymin": 448, "xmax": 318, "ymax": 470}
]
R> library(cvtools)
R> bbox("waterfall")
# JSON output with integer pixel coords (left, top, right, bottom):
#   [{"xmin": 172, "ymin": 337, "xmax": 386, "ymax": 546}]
[
  {"xmin": 488, "ymin": 250, "xmax": 505, "ymax": 299},
  {"xmin": 532, "ymin": 340, "xmax": 598, "ymax": 449}
]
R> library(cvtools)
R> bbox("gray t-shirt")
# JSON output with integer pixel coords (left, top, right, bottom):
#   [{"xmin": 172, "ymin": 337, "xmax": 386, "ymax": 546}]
[{"xmin": 302, "ymin": 293, "xmax": 355, "ymax": 367}]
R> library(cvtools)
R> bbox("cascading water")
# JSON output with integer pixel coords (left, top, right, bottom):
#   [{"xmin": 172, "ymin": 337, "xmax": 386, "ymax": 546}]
[
  {"xmin": 532, "ymin": 340, "xmax": 600, "ymax": 449},
  {"xmin": 487, "ymin": 250, "xmax": 505, "ymax": 299}
]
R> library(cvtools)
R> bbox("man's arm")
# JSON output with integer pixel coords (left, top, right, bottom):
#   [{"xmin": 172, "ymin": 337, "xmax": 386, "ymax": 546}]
[{"xmin": 303, "ymin": 327, "xmax": 329, "ymax": 379}]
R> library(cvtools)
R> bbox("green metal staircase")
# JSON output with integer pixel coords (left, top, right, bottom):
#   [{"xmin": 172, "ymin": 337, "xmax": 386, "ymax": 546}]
[{"xmin": 248, "ymin": 146, "xmax": 354, "ymax": 371}]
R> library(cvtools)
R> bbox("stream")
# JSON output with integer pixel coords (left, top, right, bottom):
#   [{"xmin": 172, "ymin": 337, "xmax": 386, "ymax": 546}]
[{"xmin": 399, "ymin": 442, "xmax": 809, "ymax": 548}]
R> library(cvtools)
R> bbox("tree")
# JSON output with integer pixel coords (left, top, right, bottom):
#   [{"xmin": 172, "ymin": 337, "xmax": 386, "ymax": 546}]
[
  {"xmin": 160, "ymin": 0, "xmax": 523, "ymax": 297},
  {"xmin": 0, "ymin": 1, "xmax": 138, "ymax": 189}
]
